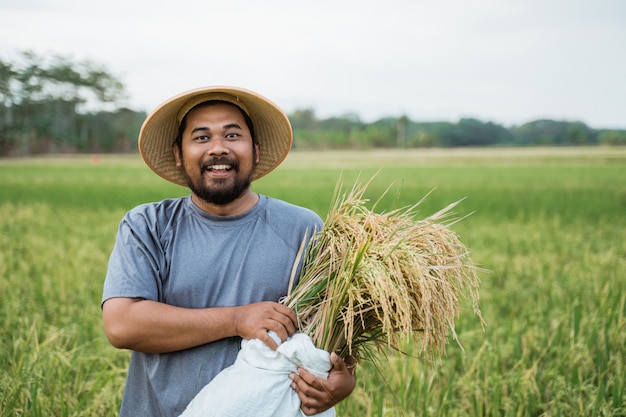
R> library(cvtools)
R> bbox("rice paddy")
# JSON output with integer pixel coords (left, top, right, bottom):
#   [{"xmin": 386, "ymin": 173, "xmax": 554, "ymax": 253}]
[{"xmin": 1, "ymin": 147, "xmax": 624, "ymax": 416}]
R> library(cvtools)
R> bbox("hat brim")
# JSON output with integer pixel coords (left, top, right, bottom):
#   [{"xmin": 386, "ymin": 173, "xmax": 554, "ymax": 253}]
[{"xmin": 138, "ymin": 86, "xmax": 293, "ymax": 186}]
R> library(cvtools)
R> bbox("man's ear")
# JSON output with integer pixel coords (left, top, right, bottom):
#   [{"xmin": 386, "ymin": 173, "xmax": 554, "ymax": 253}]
[
  {"xmin": 254, "ymin": 142, "xmax": 260, "ymax": 164},
  {"xmin": 173, "ymin": 143, "xmax": 182, "ymax": 167}
]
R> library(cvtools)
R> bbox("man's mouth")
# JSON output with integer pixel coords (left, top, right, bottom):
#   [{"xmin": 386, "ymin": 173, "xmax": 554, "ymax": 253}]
[{"xmin": 206, "ymin": 164, "xmax": 232, "ymax": 172}]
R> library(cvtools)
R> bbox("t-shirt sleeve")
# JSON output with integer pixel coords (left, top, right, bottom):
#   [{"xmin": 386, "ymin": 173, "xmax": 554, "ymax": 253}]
[{"xmin": 102, "ymin": 207, "xmax": 164, "ymax": 306}]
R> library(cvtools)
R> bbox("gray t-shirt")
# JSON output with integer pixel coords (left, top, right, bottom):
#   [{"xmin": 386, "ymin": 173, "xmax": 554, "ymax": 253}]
[{"xmin": 102, "ymin": 195, "xmax": 323, "ymax": 417}]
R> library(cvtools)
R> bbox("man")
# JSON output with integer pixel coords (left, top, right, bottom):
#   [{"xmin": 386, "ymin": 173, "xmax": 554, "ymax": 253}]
[{"xmin": 102, "ymin": 86, "xmax": 356, "ymax": 416}]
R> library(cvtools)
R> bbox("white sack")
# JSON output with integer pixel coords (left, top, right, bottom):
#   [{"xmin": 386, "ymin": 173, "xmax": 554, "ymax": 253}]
[{"xmin": 179, "ymin": 332, "xmax": 335, "ymax": 417}]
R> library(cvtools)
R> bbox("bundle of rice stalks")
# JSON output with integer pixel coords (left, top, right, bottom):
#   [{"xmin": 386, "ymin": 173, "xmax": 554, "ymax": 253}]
[{"xmin": 283, "ymin": 177, "xmax": 483, "ymax": 364}]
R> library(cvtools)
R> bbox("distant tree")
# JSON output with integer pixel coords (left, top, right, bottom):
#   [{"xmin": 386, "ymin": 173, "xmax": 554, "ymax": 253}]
[
  {"xmin": 407, "ymin": 127, "xmax": 441, "ymax": 147},
  {"xmin": 598, "ymin": 130, "xmax": 626, "ymax": 146},
  {"xmin": 403, "ymin": 122, "xmax": 445, "ymax": 147},
  {"xmin": 360, "ymin": 118, "xmax": 396, "ymax": 147},
  {"xmin": 440, "ymin": 118, "xmax": 512, "ymax": 147},
  {"xmin": 318, "ymin": 114, "xmax": 362, "ymax": 132},
  {"xmin": 81, "ymin": 108, "xmax": 146, "ymax": 152},
  {"xmin": 512, "ymin": 120, "xmax": 597, "ymax": 146},
  {"xmin": 0, "ymin": 59, "xmax": 17, "ymax": 154},
  {"xmin": 396, "ymin": 115, "xmax": 408, "ymax": 148},
  {"xmin": 566, "ymin": 123, "xmax": 591, "ymax": 145},
  {"xmin": 0, "ymin": 50, "xmax": 134, "ymax": 155},
  {"xmin": 289, "ymin": 108, "xmax": 317, "ymax": 131}
]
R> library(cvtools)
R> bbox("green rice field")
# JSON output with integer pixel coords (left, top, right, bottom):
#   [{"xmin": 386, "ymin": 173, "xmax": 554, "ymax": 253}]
[{"xmin": 1, "ymin": 147, "xmax": 624, "ymax": 416}]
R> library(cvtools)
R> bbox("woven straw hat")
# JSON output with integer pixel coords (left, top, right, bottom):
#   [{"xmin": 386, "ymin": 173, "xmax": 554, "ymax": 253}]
[{"xmin": 138, "ymin": 86, "xmax": 293, "ymax": 186}]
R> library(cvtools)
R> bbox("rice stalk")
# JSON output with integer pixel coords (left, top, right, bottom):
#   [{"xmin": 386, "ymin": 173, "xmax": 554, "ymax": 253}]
[{"xmin": 283, "ymin": 177, "xmax": 483, "ymax": 363}]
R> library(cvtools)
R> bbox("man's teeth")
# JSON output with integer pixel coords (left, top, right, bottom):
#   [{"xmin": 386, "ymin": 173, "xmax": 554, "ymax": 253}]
[{"xmin": 208, "ymin": 165, "xmax": 231, "ymax": 170}]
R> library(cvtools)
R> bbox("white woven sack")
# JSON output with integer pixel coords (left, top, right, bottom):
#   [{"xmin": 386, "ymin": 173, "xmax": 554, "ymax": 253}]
[{"xmin": 179, "ymin": 332, "xmax": 335, "ymax": 417}]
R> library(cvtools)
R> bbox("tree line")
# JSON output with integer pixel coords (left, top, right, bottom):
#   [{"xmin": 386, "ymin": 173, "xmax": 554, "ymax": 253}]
[
  {"xmin": 0, "ymin": 51, "xmax": 144, "ymax": 155},
  {"xmin": 1, "ymin": 51, "xmax": 625, "ymax": 157},
  {"xmin": 290, "ymin": 109, "xmax": 626, "ymax": 149}
]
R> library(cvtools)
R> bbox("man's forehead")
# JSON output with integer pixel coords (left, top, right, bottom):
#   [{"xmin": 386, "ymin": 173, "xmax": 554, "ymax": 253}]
[
  {"xmin": 187, "ymin": 101, "xmax": 244, "ymax": 116},
  {"xmin": 185, "ymin": 103, "xmax": 247, "ymax": 123}
]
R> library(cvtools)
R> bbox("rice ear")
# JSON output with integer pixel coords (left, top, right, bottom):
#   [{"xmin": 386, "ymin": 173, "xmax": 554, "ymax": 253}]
[{"xmin": 283, "ymin": 175, "xmax": 483, "ymax": 363}]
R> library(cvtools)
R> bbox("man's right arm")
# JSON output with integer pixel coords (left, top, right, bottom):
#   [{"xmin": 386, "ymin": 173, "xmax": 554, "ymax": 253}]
[{"xmin": 102, "ymin": 297, "xmax": 298, "ymax": 353}]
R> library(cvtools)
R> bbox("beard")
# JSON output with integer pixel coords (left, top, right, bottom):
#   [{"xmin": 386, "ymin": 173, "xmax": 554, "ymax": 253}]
[{"xmin": 182, "ymin": 156, "xmax": 256, "ymax": 206}]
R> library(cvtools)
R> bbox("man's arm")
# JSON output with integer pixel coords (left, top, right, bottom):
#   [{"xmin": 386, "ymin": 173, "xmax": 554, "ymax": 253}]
[{"xmin": 102, "ymin": 297, "xmax": 298, "ymax": 353}]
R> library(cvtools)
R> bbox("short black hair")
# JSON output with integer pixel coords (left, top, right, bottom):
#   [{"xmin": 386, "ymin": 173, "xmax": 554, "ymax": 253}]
[{"xmin": 174, "ymin": 100, "xmax": 257, "ymax": 149}]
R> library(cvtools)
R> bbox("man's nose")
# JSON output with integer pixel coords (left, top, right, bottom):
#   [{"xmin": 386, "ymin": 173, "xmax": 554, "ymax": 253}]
[{"xmin": 206, "ymin": 137, "xmax": 229, "ymax": 155}]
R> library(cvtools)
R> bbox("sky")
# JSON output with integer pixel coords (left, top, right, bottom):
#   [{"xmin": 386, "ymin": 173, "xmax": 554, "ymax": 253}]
[{"xmin": 1, "ymin": 0, "xmax": 625, "ymax": 129}]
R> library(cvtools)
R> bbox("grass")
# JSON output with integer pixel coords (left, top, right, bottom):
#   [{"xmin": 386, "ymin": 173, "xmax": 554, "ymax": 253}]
[{"xmin": 0, "ymin": 147, "xmax": 624, "ymax": 416}]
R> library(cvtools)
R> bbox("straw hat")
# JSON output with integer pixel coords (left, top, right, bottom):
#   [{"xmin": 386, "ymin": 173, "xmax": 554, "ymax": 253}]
[{"xmin": 138, "ymin": 86, "xmax": 293, "ymax": 186}]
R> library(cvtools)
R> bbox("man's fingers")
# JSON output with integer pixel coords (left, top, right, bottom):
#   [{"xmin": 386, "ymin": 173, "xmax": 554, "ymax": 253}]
[
  {"xmin": 264, "ymin": 304, "xmax": 298, "ymax": 343},
  {"xmin": 259, "ymin": 330, "xmax": 279, "ymax": 351},
  {"xmin": 271, "ymin": 304, "xmax": 299, "ymax": 331},
  {"xmin": 342, "ymin": 354, "xmax": 357, "ymax": 377},
  {"xmin": 290, "ymin": 370, "xmax": 332, "ymax": 415},
  {"xmin": 263, "ymin": 320, "xmax": 289, "ymax": 346},
  {"xmin": 330, "ymin": 352, "xmax": 356, "ymax": 375},
  {"xmin": 293, "ymin": 367, "xmax": 319, "ymax": 389},
  {"xmin": 233, "ymin": 301, "xmax": 302, "ymax": 350}
]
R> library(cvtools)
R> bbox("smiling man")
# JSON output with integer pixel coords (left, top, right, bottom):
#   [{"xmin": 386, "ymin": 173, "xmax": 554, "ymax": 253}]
[
  {"xmin": 101, "ymin": 87, "xmax": 355, "ymax": 416},
  {"xmin": 175, "ymin": 101, "xmax": 261, "ymax": 212}
]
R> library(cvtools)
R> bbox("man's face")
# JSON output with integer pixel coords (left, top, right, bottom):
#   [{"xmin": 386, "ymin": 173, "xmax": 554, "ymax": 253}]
[{"xmin": 174, "ymin": 103, "xmax": 259, "ymax": 206}]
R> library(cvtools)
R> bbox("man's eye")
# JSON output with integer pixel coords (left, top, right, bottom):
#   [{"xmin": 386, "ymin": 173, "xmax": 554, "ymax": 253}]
[
  {"xmin": 194, "ymin": 135, "xmax": 209, "ymax": 141},
  {"xmin": 225, "ymin": 133, "xmax": 240, "ymax": 139}
]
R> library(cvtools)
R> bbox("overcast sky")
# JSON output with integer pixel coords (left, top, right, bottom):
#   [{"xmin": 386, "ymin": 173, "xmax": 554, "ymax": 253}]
[{"xmin": 1, "ymin": 0, "xmax": 625, "ymax": 128}]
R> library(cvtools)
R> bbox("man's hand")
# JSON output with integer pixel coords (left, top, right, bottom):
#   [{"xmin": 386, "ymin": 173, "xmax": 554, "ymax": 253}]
[
  {"xmin": 289, "ymin": 353, "xmax": 357, "ymax": 415},
  {"xmin": 234, "ymin": 302, "xmax": 298, "ymax": 350}
]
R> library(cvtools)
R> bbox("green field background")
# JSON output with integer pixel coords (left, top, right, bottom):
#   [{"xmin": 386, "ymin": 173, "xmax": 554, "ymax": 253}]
[{"xmin": 1, "ymin": 147, "xmax": 624, "ymax": 416}]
